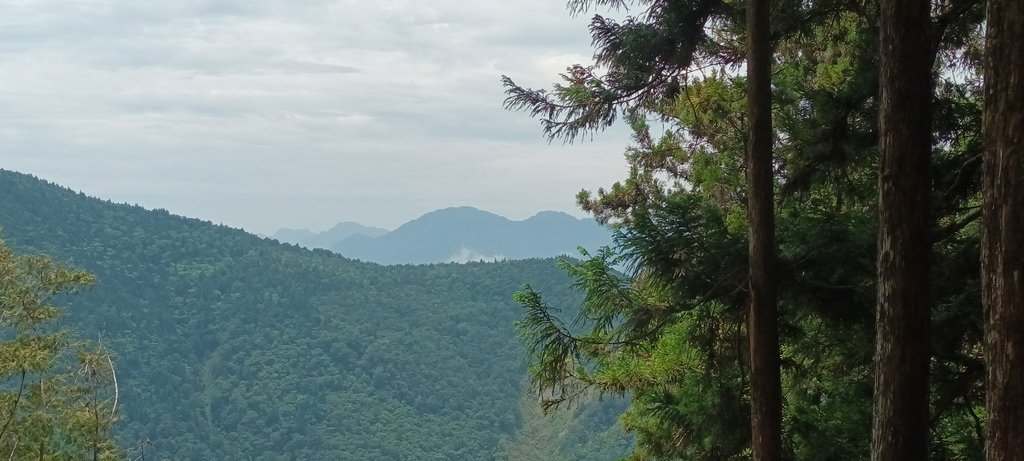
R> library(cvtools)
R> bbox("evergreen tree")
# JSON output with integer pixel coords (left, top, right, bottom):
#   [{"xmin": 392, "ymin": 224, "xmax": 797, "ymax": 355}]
[
  {"xmin": 981, "ymin": 1, "xmax": 1024, "ymax": 459},
  {"xmin": 504, "ymin": 2, "xmax": 788, "ymax": 456},
  {"xmin": 871, "ymin": 0, "xmax": 935, "ymax": 459},
  {"xmin": 508, "ymin": 1, "xmax": 990, "ymax": 459},
  {"xmin": 744, "ymin": 0, "xmax": 781, "ymax": 458}
]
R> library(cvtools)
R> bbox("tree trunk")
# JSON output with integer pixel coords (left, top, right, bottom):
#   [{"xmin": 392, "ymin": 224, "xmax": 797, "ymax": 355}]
[
  {"xmin": 746, "ymin": 0, "xmax": 781, "ymax": 459},
  {"xmin": 872, "ymin": 0, "xmax": 933, "ymax": 459},
  {"xmin": 982, "ymin": 1, "xmax": 1024, "ymax": 460}
]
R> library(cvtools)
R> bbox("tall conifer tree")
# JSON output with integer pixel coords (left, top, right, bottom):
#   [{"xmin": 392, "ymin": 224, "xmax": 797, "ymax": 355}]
[
  {"xmin": 745, "ymin": 0, "xmax": 781, "ymax": 459},
  {"xmin": 981, "ymin": 0, "xmax": 1024, "ymax": 459},
  {"xmin": 872, "ymin": 0, "xmax": 934, "ymax": 459}
]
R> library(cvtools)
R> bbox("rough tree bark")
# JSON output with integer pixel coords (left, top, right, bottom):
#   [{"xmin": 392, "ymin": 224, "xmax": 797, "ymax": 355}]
[
  {"xmin": 982, "ymin": 1, "xmax": 1024, "ymax": 460},
  {"xmin": 745, "ymin": 0, "xmax": 781, "ymax": 459},
  {"xmin": 871, "ymin": 0, "xmax": 934, "ymax": 459}
]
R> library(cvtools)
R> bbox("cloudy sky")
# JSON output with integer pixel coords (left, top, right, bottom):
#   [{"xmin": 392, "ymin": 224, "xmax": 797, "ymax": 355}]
[{"xmin": 0, "ymin": 0, "xmax": 635, "ymax": 234}]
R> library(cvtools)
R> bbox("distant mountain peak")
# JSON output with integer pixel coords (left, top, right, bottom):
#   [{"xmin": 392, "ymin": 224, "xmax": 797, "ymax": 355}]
[
  {"xmin": 332, "ymin": 206, "xmax": 611, "ymax": 265},
  {"xmin": 526, "ymin": 210, "xmax": 582, "ymax": 222},
  {"xmin": 270, "ymin": 206, "xmax": 610, "ymax": 265},
  {"xmin": 415, "ymin": 206, "xmax": 507, "ymax": 220},
  {"xmin": 324, "ymin": 221, "xmax": 386, "ymax": 232},
  {"xmin": 272, "ymin": 221, "xmax": 388, "ymax": 250}
]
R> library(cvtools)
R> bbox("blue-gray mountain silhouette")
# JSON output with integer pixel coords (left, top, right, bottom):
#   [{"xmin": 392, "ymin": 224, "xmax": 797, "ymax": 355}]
[
  {"xmin": 331, "ymin": 206, "xmax": 612, "ymax": 265},
  {"xmin": 272, "ymin": 221, "xmax": 389, "ymax": 250}
]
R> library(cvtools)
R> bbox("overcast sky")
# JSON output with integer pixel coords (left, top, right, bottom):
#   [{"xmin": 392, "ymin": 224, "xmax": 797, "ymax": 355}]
[{"xmin": 0, "ymin": 0, "xmax": 635, "ymax": 234}]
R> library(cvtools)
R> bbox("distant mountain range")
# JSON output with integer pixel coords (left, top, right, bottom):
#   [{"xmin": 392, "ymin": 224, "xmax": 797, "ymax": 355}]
[
  {"xmin": 272, "ymin": 221, "xmax": 389, "ymax": 250},
  {"xmin": 274, "ymin": 207, "xmax": 614, "ymax": 265}
]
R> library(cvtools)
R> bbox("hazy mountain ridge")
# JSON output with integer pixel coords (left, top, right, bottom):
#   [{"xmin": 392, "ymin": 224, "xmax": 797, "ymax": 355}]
[
  {"xmin": 330, "ymin": 206, "xmax": 613, "ymax": 265},
  {"xmin": 0, "ymin": 169, "xmax": 630, "ymax": 460},
  {"xmin": 272, "ymin": 221, "xmax": 389, "ymax": 250}
]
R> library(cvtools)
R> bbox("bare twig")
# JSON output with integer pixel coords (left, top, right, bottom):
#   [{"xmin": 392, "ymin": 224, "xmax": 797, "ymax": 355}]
[
  {"xmin": 6, "ymin": 437, "xmax": 16, "ymax": 461},
  {"xmin": 104, "ymin": 347, "xmax": 118, "ymax": 420}
]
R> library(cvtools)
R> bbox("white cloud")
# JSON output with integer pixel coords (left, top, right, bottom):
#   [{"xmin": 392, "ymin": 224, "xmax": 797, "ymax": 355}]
[{"xmin": 447, "ymin": 247, "xmax": 504, "ymax": 264}]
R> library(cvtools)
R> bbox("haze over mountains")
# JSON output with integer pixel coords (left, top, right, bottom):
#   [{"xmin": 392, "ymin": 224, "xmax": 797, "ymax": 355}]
[
  {"xmin": 274, "ymin": 207, "xmax": 613, "ymax": 265},
  {"xmin": 272, "ymin": 222, "xmax": 390, "ymax": 250},
  {"xmin": 0, "ymin": 169, "xmax": 629, "ymax": 460}
]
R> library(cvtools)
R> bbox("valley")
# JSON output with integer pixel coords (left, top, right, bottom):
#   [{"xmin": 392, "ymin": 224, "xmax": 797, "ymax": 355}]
[{"xmin": 0, "ymin": 170, "xmax": 630, "ymax": 460}]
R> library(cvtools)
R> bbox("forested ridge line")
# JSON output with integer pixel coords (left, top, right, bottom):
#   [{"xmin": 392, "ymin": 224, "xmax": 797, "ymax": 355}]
[{"xmin": 0, "ymin": 169, "xmax": 631, "ymax": 460}]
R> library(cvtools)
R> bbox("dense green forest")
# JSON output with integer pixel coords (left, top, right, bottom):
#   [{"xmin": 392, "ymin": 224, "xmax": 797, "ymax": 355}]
[
  {"xmin": 0, "ymin": 169, "xmax": 630, "ymax": 460},
  {"xmin": 500, "ymin": 0, "xmax": 1021, "ymax": 460}
]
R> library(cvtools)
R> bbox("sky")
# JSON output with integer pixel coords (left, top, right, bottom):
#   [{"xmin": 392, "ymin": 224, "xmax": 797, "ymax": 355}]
[{"xmin": 0, "ymin": 0, "xmax": 635, "ymax": 235}]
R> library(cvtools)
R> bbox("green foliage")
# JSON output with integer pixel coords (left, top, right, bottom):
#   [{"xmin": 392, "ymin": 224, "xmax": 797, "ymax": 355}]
[
  {"xmin": 497, "ymin": 390, "xmax": 631, "ymax": 461},
  {"xmin": 502, "ymin": 0, "xmax": 737, "ymax": 142},
  {"xmin": 0, "ymin": 238, "xmax": 119, "ymax": 461},
  {"xmin": 0, "ymin": 170, "xmax": 631, "ymax": 460},
  {"xmin": 510, "ymin": 0, "xmax": 987, "ymax": 459}
]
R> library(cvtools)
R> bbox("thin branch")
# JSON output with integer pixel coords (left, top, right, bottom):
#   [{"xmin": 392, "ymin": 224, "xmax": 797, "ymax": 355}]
[
  {"xmin": 938, "ymin": 208, "xmax": 981, "ymax": 239},
  {"xmin": 941, "ymin": 153, "xmax": 982, "ymax": 198},
  {"xmin": 967, "ymin": 403, "xmax": 984, "ymax": 448},
  {"xmin": 933, "ymin": 0, "xmax": 983, "ymax": 44},
  {"xmin": 104, "ymin": 348, "xmax": 118, "ymax": 420},
  {"xmin": 0, "ymin": 371, "xmax": 26, "ymax": 443}
]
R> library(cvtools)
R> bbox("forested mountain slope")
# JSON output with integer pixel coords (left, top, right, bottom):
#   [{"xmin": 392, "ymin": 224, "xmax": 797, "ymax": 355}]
[{"xmin": 0, "ymin": 169, "xmax": 629, "ymax": 460}]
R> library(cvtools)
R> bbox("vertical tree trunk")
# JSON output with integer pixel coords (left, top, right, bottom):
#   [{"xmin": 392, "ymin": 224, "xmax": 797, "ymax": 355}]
[
  {"xmin": 872, "ymin": 0, "xmax": 933, "ymax": 459},
  {"xmin": 982, "ymin": 1, "xmax": 1024, "ymax": 460},
  {"xmin": 746, "ymin": 0, "xmax": 781, "ymax": 459}
]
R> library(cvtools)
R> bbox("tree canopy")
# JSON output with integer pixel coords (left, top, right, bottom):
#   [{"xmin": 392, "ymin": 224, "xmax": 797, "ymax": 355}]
[
  {"xmin": 0, "ymin": 169, "xmax": 631, "ymax": 460},
  {"xmin": 0, "ymin": 237, "xmax": 119, "ymax": 461},
  {"xmin": 507, "ymin": 0, "xmax": 989, "ymax": 459}
]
